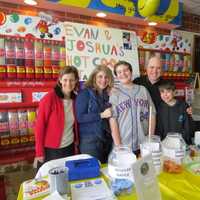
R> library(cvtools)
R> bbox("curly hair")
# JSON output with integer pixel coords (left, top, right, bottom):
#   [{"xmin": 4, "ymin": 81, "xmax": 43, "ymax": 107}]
[{"xmin": 84, "ymin": 65, "xmax": 114, "ymax": 91}]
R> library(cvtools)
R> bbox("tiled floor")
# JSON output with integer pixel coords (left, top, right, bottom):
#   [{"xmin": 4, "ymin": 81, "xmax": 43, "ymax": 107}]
[{"xmin": 1, "ymin": 161, "xmax": 36, "ymax": 200}]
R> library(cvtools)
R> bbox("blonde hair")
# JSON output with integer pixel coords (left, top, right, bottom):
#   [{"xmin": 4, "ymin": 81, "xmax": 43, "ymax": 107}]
[{"xmin": 84, "ymin": 65, "xmax": 114, "ymax": 91}]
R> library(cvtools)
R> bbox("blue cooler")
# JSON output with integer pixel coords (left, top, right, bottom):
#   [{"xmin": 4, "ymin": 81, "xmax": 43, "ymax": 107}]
[{"xmin": 65, "ymin": 157, "xmax": 100, "ymax": 181}]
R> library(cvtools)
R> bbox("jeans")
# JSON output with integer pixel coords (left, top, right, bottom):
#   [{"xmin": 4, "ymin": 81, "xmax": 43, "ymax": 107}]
[
  {"xmin": 44, "ymin": 143, "xmax": 74, "ymax": 162},
  {"xmin": 36, "ymin": 143, "xmax": 74, "ymax": 171},
  {"xmin": 80, "ymin": 136, "xmax": 112, "ymax": 164}
]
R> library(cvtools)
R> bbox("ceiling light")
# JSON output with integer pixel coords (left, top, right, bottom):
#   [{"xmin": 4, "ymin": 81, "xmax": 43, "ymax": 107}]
[
  {"xmin": 24, "ymin": 0, "xmax": 37, "ymax": 6},
  {"xmin": 148, "ymin": 21, "xmax": 157, "ymax": 26},
  {"xmin": 96, "ymin": 12, "xmax": 107, "ymax": 18}
]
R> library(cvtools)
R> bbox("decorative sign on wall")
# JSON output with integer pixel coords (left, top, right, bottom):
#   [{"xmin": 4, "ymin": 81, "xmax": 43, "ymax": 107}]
[
  {"xmin": 47, "ymin": 0, "xmax": 182, "ymax": 26},
  {"xmin": 137, "ymin": 30, "xmax": 192, "ymax": 53},
  {"xmin": 0, "ymin": 12, "xmax": 63, "ymax": 40},
  {"xmin": 63, "ymin": 21, "xmax": 139, "ymax": 81}
]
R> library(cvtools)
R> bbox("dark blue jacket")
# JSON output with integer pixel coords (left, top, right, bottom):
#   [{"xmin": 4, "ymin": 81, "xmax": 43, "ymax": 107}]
[{"xmin": 75, "ymin": 88, "xmax": 110, "ymax": 140}]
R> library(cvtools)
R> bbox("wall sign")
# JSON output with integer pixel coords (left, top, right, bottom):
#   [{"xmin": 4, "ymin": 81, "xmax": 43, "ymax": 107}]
[
  {"xmin": 63, "ymin": 21, "xmax": 139, "ymax": 81},
  {"xmin": 0, "ymin": 12, "xmax": 63, "ymax": 40},
  {"xmin": 47, "ymin": 0, "xmax": 183, "ymax": 26}
]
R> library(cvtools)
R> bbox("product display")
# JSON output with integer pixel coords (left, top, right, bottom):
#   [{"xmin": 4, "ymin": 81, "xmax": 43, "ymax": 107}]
[
  {"xmin": 0, "ymin": 111, "xmax": 9, "ymax": 137},
  {"xmin": 8, "ymin": 109, "xmax": 19, "ymax": 136},
  {"xmin": 138, "ymin": 48, "xmax": 192, "ymax": 79}
]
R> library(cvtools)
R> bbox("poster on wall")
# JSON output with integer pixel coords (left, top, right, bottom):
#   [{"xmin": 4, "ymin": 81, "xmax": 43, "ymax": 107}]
[
  {"xmin": 137, "ymin": 30, "xmax": 192, "ymax": 54},
  {"xmin": 63, "ymin": 22, "xmax": 139, "ymax": 81},
  {"xmin": 0, "ymin": 12, "xmax": 63, "ymax": 40}
]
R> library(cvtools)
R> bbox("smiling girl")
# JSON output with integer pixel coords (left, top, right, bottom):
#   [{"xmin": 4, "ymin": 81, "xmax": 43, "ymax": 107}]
[
  {"xmin": 76, "ymin": 65, "xmax": 114, "ymax": 163},
  {"xmin": 34, "ymin": 66, "xmax": 79, "ymax": 169}
]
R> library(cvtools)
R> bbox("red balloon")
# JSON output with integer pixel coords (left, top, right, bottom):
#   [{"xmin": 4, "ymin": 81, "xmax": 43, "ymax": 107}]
[{"xmin": 0, "ymin": 12, "xmax": 6, "ymax": 25}]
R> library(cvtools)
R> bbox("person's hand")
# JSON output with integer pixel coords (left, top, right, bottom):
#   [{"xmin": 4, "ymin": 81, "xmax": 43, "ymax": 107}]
[
  {"xmin": 186, "ymin": 106, "xmax": 192, "ymax": 115},
  {"xmin": 100, "ymin": 107, "xmax": 112, "ymax": 119},
  {"xmin": 33, "ymin": 156, "xmax": 44, "ymax": 169}
]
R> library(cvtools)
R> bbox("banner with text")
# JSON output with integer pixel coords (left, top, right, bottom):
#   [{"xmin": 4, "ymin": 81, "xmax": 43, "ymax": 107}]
[{"xmin": 63, "ymin": 22, "xmax": 139, "ymax": 81}]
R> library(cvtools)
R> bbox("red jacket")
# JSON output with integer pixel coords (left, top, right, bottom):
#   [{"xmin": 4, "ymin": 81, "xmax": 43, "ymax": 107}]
[{"xmin": 35, "ymin": 86, "xmax": 79, "ymax": 157}]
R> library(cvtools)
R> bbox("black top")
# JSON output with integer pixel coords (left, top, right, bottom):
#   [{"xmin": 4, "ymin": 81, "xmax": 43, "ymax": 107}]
[
  {"xmin": 156, "ymin": 99, "xmax": 192, "ymax": 145},
  {"xmin": 133, "ymin": 75, "xmax": 165, "ymax": 111}
]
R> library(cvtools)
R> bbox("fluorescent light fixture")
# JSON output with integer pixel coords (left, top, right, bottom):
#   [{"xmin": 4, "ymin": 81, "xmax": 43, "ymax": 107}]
[
  {"xmin": 96, "ymin": 12, "xmax": 107, "ymax": 18},
  {"xmin": 24, "ymin": 0, "xmax": 37, "ymax": 6},
  {"xmin": 148, "ymin": 21, "xmax": 157, "ymax": 26}
]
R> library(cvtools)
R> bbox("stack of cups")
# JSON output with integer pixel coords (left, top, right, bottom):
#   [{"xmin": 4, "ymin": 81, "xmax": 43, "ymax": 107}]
[
  {"xmin": 140, "ymin": 135, "xmax": 162, "ymax": 174},
  {"xmin": 48, "ymin": 166, "xmax": 69, "ymax": 195}
]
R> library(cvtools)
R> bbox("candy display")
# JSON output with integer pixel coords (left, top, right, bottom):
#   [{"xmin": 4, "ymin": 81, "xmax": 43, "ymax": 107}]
[
  {"xmin": 16, "ymin": 37, "xmax": 26, "ymax": 78},
  {"xmin": 8, "ymin": 110, "xmax": 19, "ymax": 136},
  {"xmin": 43, "ymin": 40, "xmax": 52, "ymax": 79},
  {"xmin": 18, "ymin": 109, "xmax": 28, "ymax": 135},
  {"xmin": 0, "ymin": 37, "xmax": 5, "ymax": 66},
  {"xmin": 27, "ymin": 109, "xmax": 36, "ymax": 134},
  {"xmin": 5, "ymin": 36, "xmax": 16, "ymax": 78},
  {"xmin": 138, "ymin": 48, "xmax": 192, "ymax": 78},
  {"xmin": 0, "ymin": 34, "xmax": 65, "ymax": 79},
  {"xmin": 34, "ymin": 39, "xmax": 44, "ymax": 79},
  {"xmin": 59, "ymin": 42, "xmax": 66, "ymax": 68},
  {"xmin": 51, "ymin": 40, "xmax": 60, "ymax": 79},
  {"xmin": 0, "ymin": 111, "xmax": 9, "ymax": 137},
  {"xmin": 0, "ymin": 36, "xmax": 6, "ymax": 78}
]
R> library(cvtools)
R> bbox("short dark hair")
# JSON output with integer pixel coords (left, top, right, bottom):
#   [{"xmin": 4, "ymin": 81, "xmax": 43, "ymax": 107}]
[
  {"xmin": 58, "ymin": 65, "xmax": 79, "ymax": 91},
  {"xmin": 58, "ymin": 65, "xmax": 79, "ymax": 81},
  {"xmin": 159, "ymin": 80, "xmax": 176, "ymax": 92},
  {"xmin": 113, "ymin": 60, "xmax": 132, "ymax": 76}
]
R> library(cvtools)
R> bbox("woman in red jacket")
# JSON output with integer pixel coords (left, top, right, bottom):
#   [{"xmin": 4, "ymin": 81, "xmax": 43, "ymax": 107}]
[{"xmin": 34, "ymin": 66, "xmax": 79, "ymax": 168}]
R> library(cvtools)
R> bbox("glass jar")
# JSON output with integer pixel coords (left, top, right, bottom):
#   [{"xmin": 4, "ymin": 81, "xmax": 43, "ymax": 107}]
[
  {"xmin": 162, "ymin": 132, "xmax": 186, "ymax": 173},
  {"xmin": 140, "ymin": 135, "xmax": 162, "ymax": 174},
  {"xmin": 108, "ymin": 145, "xmax": 136, "ymax": 196}
]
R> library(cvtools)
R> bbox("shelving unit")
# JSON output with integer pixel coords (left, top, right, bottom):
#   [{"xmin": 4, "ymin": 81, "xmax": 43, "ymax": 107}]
[
  {"xmin": 138, "ymin": 47, "xmax": 193, "ymax": 100},
  {"xmin": 0, "ymin": 33, "xmax": 63, "ymax": 165}
]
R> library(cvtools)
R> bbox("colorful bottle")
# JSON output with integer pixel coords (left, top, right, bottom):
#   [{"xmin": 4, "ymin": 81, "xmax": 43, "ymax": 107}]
[
  {"xmin": 178, "ymin": 54, "xmax": 183, "ymax": 72},
  {"xmin": 0, "ymin": 36, "xmax": 6, "ymax": 78},
  {"xmin": 59, "ymin": 41, "xmax": 66, "ymax": 68},
  {"xmin": 138, "ymin": 49, "xmax": 145, "ymax": 74},
  {"xmin": 144, "ymin": 50, "xmax": 150, "ymax": 68},
  {"xmin": 27, "ymin": 108, "xmax": 36, "ymax": 134},
  {"xmin": 25, "ymin": 37, "xmax": 35, "ymax": 78},
  {"xmin": 5, "ymin": 36, "xmax": 16, "ymax": 78},
  {"xmin": 183, "ymin": 55, "xmax": 188, "ymax": 72},
  {"xmin": 8, "ymin": 109, "xmax": 19, "ymax": 136},
  {"xmin": 173, "ymin": 54, "xmax": 180, "ymax": 72},
  {"xmin": 34, "ymin": 39, "xmax": 44, "ymax": 79},
  {"xmin": 43, "ymin": 39, "xmax": 52, "ymax": 79},
  {"xmin": 169, "ymin": 54, "xmax": 175, "ymax": 72},
  {"xmin": 51, "ymin": 40, "xmax": 60, "ymax": 79},
  {"xmin": 16, "ymin": 37, "xmax": 26, "ymax": 78},
  {"xmin": 18, "ymin": 109, "xmax": 28, "ymax": 135},
  {"xmin": 0, "ymin": 111, "xmax": 9, "ymax": 137},
  {"xmin": 163, "ymin": 53, "xmax": 170, "ymax": 71}
]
